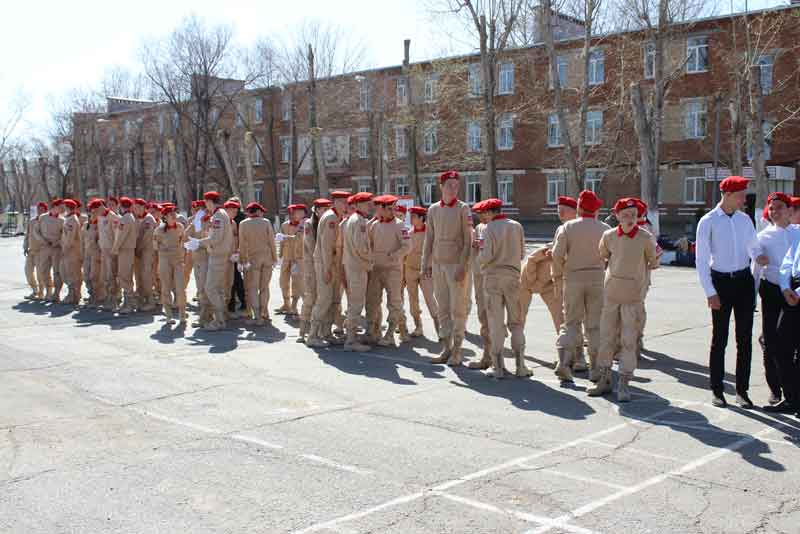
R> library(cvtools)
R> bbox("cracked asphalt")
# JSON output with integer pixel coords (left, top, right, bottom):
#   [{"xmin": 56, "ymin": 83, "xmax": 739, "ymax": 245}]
[{"xmin": 1, "ymin": 235, "xmax": 799, "ymax": 534}]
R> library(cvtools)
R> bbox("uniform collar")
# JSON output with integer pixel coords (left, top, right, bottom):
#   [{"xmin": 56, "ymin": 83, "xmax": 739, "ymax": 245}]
[
  {"xmin": 356, "ymin": 210, "xmax": 368, "ymax": 218},
  {"xmin": 617, "ymin": 225, "xmax": 639, "ymax": 238},
  {"xmin": 492, "ymin": 214, "xmax": 506, "ymax": 221},
  {"xmin": 380, "ymin": 217, "xmax": 394, "ymax": 223},
  {"xmin": 289, "ymin": 220, "xmax": 300, "ymax": 226},
  {"xmin": 413, "ymin": 225, "xmax": 426, "ymax": 233},
  {"xmin": 440, "ymin": 198, "xmax": 457, "ymax": 208}
]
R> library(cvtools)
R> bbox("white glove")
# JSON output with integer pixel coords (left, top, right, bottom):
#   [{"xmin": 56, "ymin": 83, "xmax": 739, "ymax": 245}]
[
  {"xmin": 237, "ymin": 262, "xmax": 245, "ymax": 273},
  {"xmin": 183, "ymin": 238, "xmax": 200, "ymax": 251},
  {"xmin": 291, "ymin": 263, "xmax": 300, "ymax": 275},
  {"xmin": 275, "ymin": 233, "xmax": 286, "ymax": 243},
  {"xmin": 230, "ymin": 252, "xmax": 240, "ymax": 263},
  {"xmin": 244, "ymin": 262, "xmax": 251, "ymax": 271},
  {"xmin": 193, "ymin": 210, "xmax": 205, "ymax": 232}
]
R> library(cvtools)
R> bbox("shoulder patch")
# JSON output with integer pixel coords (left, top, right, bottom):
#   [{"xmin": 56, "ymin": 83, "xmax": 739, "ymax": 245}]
[
  {"xmin": 328, "ymin": 221, "xmax": 336, "ymax": 228},
  {"xmin": 212, "ymin": 220, "xmax": 222, "ymax": 229},
  {"xmin": 305, "ymin": 225, "xmax": 311, "ymax": 234}
]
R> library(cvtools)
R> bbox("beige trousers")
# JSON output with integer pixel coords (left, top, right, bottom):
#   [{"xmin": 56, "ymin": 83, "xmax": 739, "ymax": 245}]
[
  {"xmin": 556, "ymin": 271, "xmax": 604, "ymax": 357},
  {"xmin": 432, "ymin": 263, "xmax": 468, "ymax": 341},
  {"xmin": 597, "ymin": 299, "xmax": 645, "ymax": 375},
  {"xmin": 245, "ymin": 255, "xmax": 273, "ymax": 319},
  {"xmin": 158, "ymin": 253, "xmax": 186, "ymax": 309},
  {"xmin": 404, "ymin": 267, "xmax": 438, "ymax": 326}
]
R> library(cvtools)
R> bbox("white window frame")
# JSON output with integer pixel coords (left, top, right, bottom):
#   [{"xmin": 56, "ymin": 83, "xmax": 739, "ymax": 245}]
[
  {"xmin": 359, "ymin": 80, "xmax": 371, "ymax": 111},
  {"xmin": 466, "ymin": 175, "xmax": 481, "ymax": 204},
  {"xmin": 497, "ymin": 174, "xmax": 513, "ymax": 205},
  {"xmin": 588, "ymin": 49, "xmax": 605, "ymax": 85},
  {"xmin": 498, "ymin": 62, "xmax": 514, "ymax": 95},
  {"xmin": 278, "ymin": 180, "xmax": 289, "ymax": 207},
  {"xmin": 254, "ymin": 98, "xmax": 263, "ymax": 124},
  {"xmin": 467, "ymin": 120, "xmax": 482, "ymax": 152},
  {"xmin": 585, "ymin": 110, "xmax": 603, "ymax": 145},
  {"xmin": 644, "ymin": 42, "xmax": 656, "ymax": 80},
  {"xmin": 236, "ymin": 102, "xmax": 245, "ymax": 127},
  {"xmin": 254, "ymin": 184, "xmax": 263, "ymax": 203},
  {"xmin": 584, "ymin": 169, "xmax": 604, "ymax": 193},
  {"xmin": 686, "ymin": 35, "xmax": 709, "ymax": 74},
  {"xmin": 551, "ymin": 55, "xmax": 568, "ymax": 89},
  {"xmin": 497, "ymin": 116, "xmax": 514, "ymax": 151},
  {"xmin": 253, "ymin": 142, "xmax": 263, "ymax": 166},
  {"xmin": 547, "ymin": 114, "xmax": 562, "ymax": 147},
  {"xmin": 683, "ymin": 172, "xmax": 705, "ymax": 204},
  {"xmin": 468, "ymin": 63, "xmax": 482, "ymax": 97},
  {"xmin": 424, "ymin": 75, "xmax": 438, "ymax": 103},
  {"xmin": 280, "ymin": 136, "xmax": 291, "ymax": 163},
  {"xmin": 356, "ymin": 178, "xmax": 372, "ymax": 193},
  {"xmin": 209, "ymin": 107, "xmax": 219, "ymax": 127},
  {"xmin": 395, "ymin": 127, "xmax": 407, "ymax": 158},
  {"xmin": 546, "ymin": 172, "xmax": 566, "ymax": 205},
  {"xmin": 395, "ymin": 176, "xmax": 409, "ymax": 197},
  {"xmin": 282, "ymin": 95, "xmax": 291, "ymax": 121},
  {"xmin": 423, "ymin": 124, "xmax": 439, "ymax": 155},
  {"xmin": 422, "ymin": 177, "xmax": 436, "ymax": 205},
  {"xmin": 684, "ymin": 99, "xmax": 707, "ymax": 139},
  {"xmin": 396, "ymin": 77, "xmax": 408, "ymax": 107},
  {"xmin": 758, "ymin": 54, "xmax": 774, "ymax": 95},
  {"xmin": 358, "ymin": 135, "xmax": 369, "ymax": 160},
  {"xmin": 158, "ymin": 113, "xmax": 165, "ymax": 135}
]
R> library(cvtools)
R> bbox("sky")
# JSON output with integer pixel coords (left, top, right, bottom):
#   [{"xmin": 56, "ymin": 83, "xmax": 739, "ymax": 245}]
[{"xmin": 0, "ymin": 0, "xmax": 789, "ymax": 142}]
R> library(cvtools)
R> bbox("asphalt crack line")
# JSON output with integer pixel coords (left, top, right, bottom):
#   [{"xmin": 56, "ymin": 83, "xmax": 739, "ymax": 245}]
[{"xmin": 523, "ymin": 427, "xmax": 776, "ymax": 534}]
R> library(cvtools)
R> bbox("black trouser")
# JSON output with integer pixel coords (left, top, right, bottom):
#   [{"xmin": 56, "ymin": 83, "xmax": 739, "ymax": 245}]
[
  {"xmin": 709, "ymin": 270, "xmax": 755, "ymax": 395},
  {"xmin": 228, "ymin": 265, "xmax": 246, "ymax": 310},
  {"xmin": 759, "ymin": 280, "xmax": 784, "ymax": 398},
  {"xmin": 775, "ymin": 295, "xmax": 800, "ymax": 407}
]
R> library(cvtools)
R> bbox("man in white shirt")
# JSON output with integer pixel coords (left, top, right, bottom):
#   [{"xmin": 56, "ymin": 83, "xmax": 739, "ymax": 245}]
[
  {"xmin": 753, "ymin": 192, "xmax": 799, "ymax": 412},
  {"xmin": 775, "ymin": 223, "xmax": 800, "ymax": 417},
  {"xmin": 695, "ymin": 176, "xmax": 762, "ymax": 408}
]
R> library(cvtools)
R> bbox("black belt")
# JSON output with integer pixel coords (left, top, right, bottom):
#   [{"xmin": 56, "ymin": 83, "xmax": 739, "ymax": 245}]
[
  {"xmin": 711, "ymin": 267, "xmax": 751, "ymax": 279},
  {"xmin": 792, "ymin": 277, "xmax": 800, "ymax": 291}
]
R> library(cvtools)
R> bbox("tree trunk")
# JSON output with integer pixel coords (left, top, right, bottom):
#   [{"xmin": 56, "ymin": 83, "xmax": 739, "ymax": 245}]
[
  {"xmin": 243, "ymin": 132, "xmax": 255, "ymax": 203},
  {"xmin": 215, "ymin": 130, "xmax": 241, "ymax": 199},
  {"xmin": 308, "ymin": 44, "xmax": 329, "ymax": 198},
  {"xmin": 630, "ymin": 83, "xmax": 659, "ymax": 234},
  {"xmin": 409, "ymin": 123, "xmax": 420, "ymax": 203},
  {"xmin": 38, "ymin": 157, "xmax": 51, "ymax": 200},
  {"xmin": 168, "ymin": 139, "xmax": 191, "ymax": 210},
  {"xmin": 748, "ymin": 64, "xmax": 767, "ymax": 223},
  {"xmin": 479, "ymin": 15, "xmax": 497, "ymax": 199}
]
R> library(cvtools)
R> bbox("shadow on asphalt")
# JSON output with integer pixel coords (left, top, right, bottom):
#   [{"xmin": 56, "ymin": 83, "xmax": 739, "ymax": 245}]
[{"xmin": 639, "ymin": 348, "xmax": 738, "ymax": 393}]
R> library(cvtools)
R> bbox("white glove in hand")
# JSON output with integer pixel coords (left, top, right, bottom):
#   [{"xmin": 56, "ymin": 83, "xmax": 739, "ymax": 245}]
[
  {"xmin": 183, "ymin": 238, "xmax": 200, "ymax": 251},
  {"xmin": 230, "ymin": 252, "xmax": 240, "ymax": 263}
]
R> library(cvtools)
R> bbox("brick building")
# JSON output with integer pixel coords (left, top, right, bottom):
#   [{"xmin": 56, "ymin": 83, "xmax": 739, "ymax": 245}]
[{"xmin": 71, "ymin": 5, "xmax": 800, "ymax": 237}]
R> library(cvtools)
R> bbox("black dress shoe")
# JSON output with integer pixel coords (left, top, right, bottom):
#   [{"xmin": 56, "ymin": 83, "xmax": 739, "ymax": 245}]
[
  {"xmin": 763, "ymin": 400, "xmax": 795, "ymax": 413},
  {"xmin": 712, "ymin": 391, "xmax": 728, "ymax": 407},
  {"xmin": 736, "ymin": 393, "xmax": 754, "ymax": 409}
]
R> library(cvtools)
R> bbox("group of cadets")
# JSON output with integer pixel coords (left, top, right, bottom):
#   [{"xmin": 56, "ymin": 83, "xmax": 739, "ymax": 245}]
[{"xmin": 23, "ymin": 170, "xmax": 669, "ymax": 403}]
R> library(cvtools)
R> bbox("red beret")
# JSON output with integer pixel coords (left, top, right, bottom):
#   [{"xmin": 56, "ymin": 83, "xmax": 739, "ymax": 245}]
[
  {"xmin": 557, "ymin": 196, "xmax": 578, "ymax": 209},
  {"xmin": 191, "ymin": 200, "xmax": 204, "ymax": 209},
  {"xmin": 613, "ymin": 197, "xmax": 639, "ymax": 214},
  {"xmin": 161, "ymin": 205, "xmax": 176, "ymax": 216},
  {"xmin": 719, "ymin": 176, "xmax": 749, "ymax": 193},
  {"xmin": 287, "ymin": 203, "xmax": 308, "ymax": 212},
  {"xmin": 37, "ymin": 201, "xmax": 49, "ymax": 212},
  {"xmin": 483, "ymin": 198, "xmax": 503, "ymax": 211},
  {"xmin": 63, "ymin": 199, "xmax": 78, "ymax": 210},
  {"xmin": 768, "ymin": 192, "xmax": 791, "ymax": 207},
  {"xmin": 246, "ymin": 202, "xmax": 265, "ymax": 212},
  {"xmin": 313, "ymin": 198, "xmax": 332, "ymax": 208},
  {"xmin": 348, "ymin": 192, "xmax": 373, "ymax": 205},
  {"xmin": 471, "ymin": 201, "xmax": 485, "ymax": 213},
  {"xmin": 223, "ymin": 200, "xmax": 241, "ymax": 209},
  {"xmin": 578, "ymin": 190, "xmax": 602, "ymax": 214},
  {"xmin": 203, "ymin": 191, "xmax": 221, "ymax": 202},
  {"xmin": 52, "ymin": 198, "xmax": 63, "ymax": 207},
  {"xmin": 108, "ymin": 196, "xmax": 118, "ymax": 204},
  {"xmin": 87, "ymin": 199, "xmax": 104, "ymax": 210},
  {"xmin": 331, "ymin": 191, "xmax": 351, "ymax": 199},
  {"xmin": 439, "ymin": 170, "xmax": 460, "ymax": 184},
  {"xmin": 119, "ymin": 196, "xmax": 133, "ymax": 208},
  {"xmin": 73, "ymin": 199, "xmax": 82, "ymax": 209},
  {"xmin": 374, "ymin": 195, "xmax": 398, "ymax": 206},
  {"xmin": 395, "ymin": 204, "xmax": 407, "ymax": 213},
  {"xmin": 134, "ymin": 198, "xmax": 147, "ymax": 206},
  {"xmin": 409, "ymin": 206, "xmax": 427, "ymax": 216},
  {"xmin": 635, "ymin": 199, "xmax": 648, "ymax": 218}
]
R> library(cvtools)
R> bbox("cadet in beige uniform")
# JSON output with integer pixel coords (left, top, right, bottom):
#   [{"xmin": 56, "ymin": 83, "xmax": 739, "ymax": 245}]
[
  {"xmin": 60, "ymin": 199, "xmax": 83, "ymax": 306},
  {"xmin": 404, "ymin": 207, "xmax": 439, "ymax": 339},
  {"xmin": 154, "ymin": 205, "xmax": 187, "ymax": 324},
  {"xmin": 341, "ymin": 192, "xmax": 374, "ymax": 352},
  {"xmin": 299, "ymin": 199, "xmax": 331, "ymax": 342},
  {"xmin": 551, "ymin": 190, "xmax": 610, "ymax": 383},
  {"xmin": 467, "ymin": 201, "xmax": 494, "ymax": 369},
  {"xmin": 35, "ymin": 199, "xmax": 65, "ymax": 303},
  {"xmin": 422, "ymin": 170, "xmax": 473, "ymax": 366},
  {"xmin": 196, "ymin": 191, "xmax": 234, "ymax": 330},
  {"xmin": 238, "ymin": 202, "xmax": 278, "ymax": 326},
  {"xmin": 589, "ymin": 198, "xmax": 658, "ymax": 401},
  {"xmin": 133, "ymin": 199, "xmax": 157, "ymax": 311},
  {"xmin": 366, "ymin": 195, "xmax": 411, "ymax": 347},
  {"xmin": 184, "ymin": 201, "xmax": 202, "ymax": 291},
  {"xmin": 186, "ymin": 201, "xmax": 212, "ymax": 326},
  {"xmin": 478, "ymin": 198, "xmax": 531, "ymax": 378},
  {"xmin": 519, "ymin": 244, "xmax": 562, "ymax": 330},
  {"xmin": 98, "ymin": 203, "xmax": 120, "ymax": 310},
  {"xmin": 308, "ymin": 191, "xmax": 350, "ymax": 347},
  {"xmin": 112, "ymin": 197, "xmax": 138, "ymax": 313},
  {"xmin": 83, "ymin": 199, "xmax": 105, "ymax": 308},
  {"xmin": 23, "ymin": 202, "xmax": 48, "ymax": 300},
  {"xmin": 276, "ymin": 204, "xmax": 306, "ymax": 315}
]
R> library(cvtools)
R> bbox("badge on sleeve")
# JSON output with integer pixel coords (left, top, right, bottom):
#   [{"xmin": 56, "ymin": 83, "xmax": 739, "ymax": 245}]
[
  {"xmin": 328, "ymin": 221, "xmax": 336, "ymax": 228},
  {"xmin": 305, "ymin": 225, "xmax": 311, "ymax": 234},
  {"xmin": 401, "ymin": 228, "xmax": 410, "ymax": 239},
  {"xmin": 213, "ymin": 220, "xmax": 222, "ymax": 229}
]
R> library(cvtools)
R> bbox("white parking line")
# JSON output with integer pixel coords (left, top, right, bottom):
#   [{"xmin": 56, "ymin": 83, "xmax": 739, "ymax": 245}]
[
  {"xmin": 523, "ymin": 428, "xmax": 775, "ymax": 534},
  {"xmin": 583, "ymin": 440, "xmax": 683, "ymax": 463},
  {"xmin": 520, "ymin": 466, "xmax": 628, "ymax": 491},
  {"xmin": 300, "ymin": 454, "xmax": 374, "ymax": 476}
]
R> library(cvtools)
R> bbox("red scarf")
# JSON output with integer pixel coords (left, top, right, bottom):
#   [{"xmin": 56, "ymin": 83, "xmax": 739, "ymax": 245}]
[
  {"xmin": 165, "ymin": 222, "xmax": 177, "ymax": 230},
  {"xmin": 617, "ymin": 225, "xmax": 639, "ymax": 239},
  {"xmin": 289, "ymin": 220, "xmax": 300, "ymax": 226},
  {"xmin": 102, "ymin": 208, "xmax": 110, "ymax": 217},
  {"xmin": 440, "ymin": 198, "xmax": 457, "ymax": 208},
  {"xmin": 202, "ymin": 207, "xmax": 220, "ymax": 222},
  {"xmin": 356, "ymin": 210, "xmax": 368, "ymax": 218},
  {"xmin": 413, "ymin": 225, "xmax": 426, "ymax": 233},
  {"xmin": 380, "ymin": 217, "xmax": 394, "ymax": 223},
  {"xmin": 492, "ymin": 214, "xmax": 507, "ymax": 221}
]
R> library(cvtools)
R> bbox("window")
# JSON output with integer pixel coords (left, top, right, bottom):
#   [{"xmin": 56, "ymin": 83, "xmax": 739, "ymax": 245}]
[
  {"xmin": 254, "ymin": 98, "xmax": 263, "ymax": 123},
  {"xmin": 588, "ymin": 50, "xmax": 605, "ymax": 85},
  {"xmin": 395, "ymin": 176, "xmax": 409, "ymax": 196},
  {"xmin": 684, "ymin": 172, "xmax": 705, "ymax": 204},
  {"xmin": 468, "ymin": 63, "xmax": 482, "ymax": 97},
  {"xmin": 124, "ymin": 120, "xmax": 131, "ymax": 141},
  {"xmin": 547, "ymin": 114, "xmax": 562, "ymax": 147},
  {"xmin": 396, "ymin": 77, "xmax": 408, "ymax": 107},
  {"xmin": 466, "ymin": 175, "xmax": 481, "ymax": 204},
  {"xmin": 209, "ymin": 150, "xmax": 218, "ymax": 168},
  {"xmin": 644, "ymin": 42, "xmax": 655, "ymax": 79},
  {"xmin": 498, "ymin": 174, "xmax": 513, "ymax": 205},
  {"xmin": 172, "ymin": 112, "xmax": 179, "ymax": 134},
  {"xmin": 585, "ymin": 110, "xmax": 603, "ymax": 145},
  {"xmin": 359, "ymin": 80, "xmax": 371, "ymax": 111},
  {"xmin": 282, "ymin": 95, "xmax": 291, "ymax": 121},
  {"xmin": 280, "ymin": 137, "xmax": 291, "ymax": 163},
  {"xmin": 467, "ymin": 120, "xmax": 482, "ymax": 152},
  {"xmin": 424, "ymin": 76, "xmax": 438, "ymax": 103},
  {"xmin": 254, "ymin": 185, "xmax": 263, "ymax": 203},
  {"xmin": 584, "ymin": 169, "xmax": 604, "ymax": 193},
  {"xmin": 423, "ymin": 124, "xmax": 439, "ymax": 154},
  {"xmin": 158, "ymin": 113, "xmax": 165, "ymax": 135},
  {"xmin": 546, "ymin": 172, "xmax": 566, "ymax": 205},
  {"xmin": 395, "ymin": 127, "xmax": 407, "ymax": 158},
  {"xmin": 209, "ymin": 107, "xmax": 219, "ymax": 126},
  {"xmin": 422, "ymin": 177, "xmax": 437, "ymax": 205},
  {"xmin": 498, "ymin": 62, "xmax": 514, "ymax": 95},
  {"xmin": 356, "ymin": 179, "xmax": 372, "ymax": 193},
  {"xmin": 497, "ymin": 116, "xmax": 514, "ymax": 150},
  {"xmin": 686, "ymin": 36, "xmax": 709, "ymax": 73},
  {"xmin": 236, "ymin": 103, "xmax": 245, "ymax": 127},
  {"xmin": 253, "ymin": 143, "xmax": 263, "ymax": 166},
  {"xmin": 747, "ymin": 121, "xmax": 774, "ymax": 161},
  {"xmin": 358, "ymin": 136, "xmax": 369, "ymax": 159},
  {"xmin": 684, "ymin": 100, "xmax": 707, "ymax": 139},
  {"xmin": 551, "ymin": 55, "xmax": 568, "ymax": 89},
  {"xmin": 758, "ymin": 55, "xmax": 773, "ymax": 95},
  {"xmin": 279, "ymin": 181, "xmax": 289, "ymax": 207}
]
